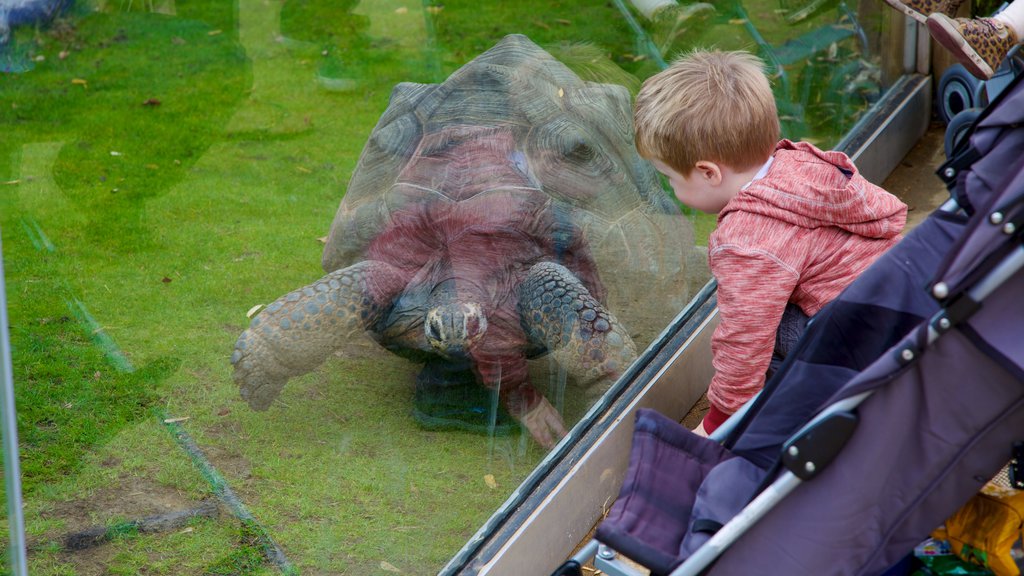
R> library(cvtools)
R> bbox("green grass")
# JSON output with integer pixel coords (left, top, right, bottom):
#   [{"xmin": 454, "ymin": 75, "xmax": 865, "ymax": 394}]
[{"xmin": 0, "ymin": 0, "xmax": 885, "ymax": 573}]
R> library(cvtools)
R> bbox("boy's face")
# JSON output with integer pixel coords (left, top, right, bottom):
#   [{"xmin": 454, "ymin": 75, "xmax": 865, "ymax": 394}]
[{"xmin": 649, "ymin": 159, "xmax": 733, "ymax": 214}]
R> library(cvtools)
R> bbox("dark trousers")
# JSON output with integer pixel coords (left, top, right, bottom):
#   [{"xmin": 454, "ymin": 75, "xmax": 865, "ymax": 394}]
[{"xmin": 767, "ymin": 303, "xmax": 809, "ymax": 379}]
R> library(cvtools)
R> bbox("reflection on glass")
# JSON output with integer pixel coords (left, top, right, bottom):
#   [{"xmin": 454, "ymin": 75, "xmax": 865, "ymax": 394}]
[
  {"xmin": 231, "ymin": 34, "xmax": 694, "ymax": 450},
  {"xmin": 1, "ymin": 0, "xmax": 897, "ymax": 573},
  {"xmin": 641, "ymin": 0, "xmax": 884, "ymax": 143}
]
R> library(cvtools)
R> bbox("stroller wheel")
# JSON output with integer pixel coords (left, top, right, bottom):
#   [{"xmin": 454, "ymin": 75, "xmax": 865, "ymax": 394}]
[
  {"xmin": 938, "ymin": 64, "xmax": 984, "ymax": 124},
  {"xmin": 943, "ymin": 107, "xmax": 983, "ymax": 160}
]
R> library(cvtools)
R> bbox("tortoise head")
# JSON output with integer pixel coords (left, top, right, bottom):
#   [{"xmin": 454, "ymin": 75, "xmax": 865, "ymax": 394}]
[{"xmin": 425, "ymin": 302, "xmax": 488, "ymax": 359}]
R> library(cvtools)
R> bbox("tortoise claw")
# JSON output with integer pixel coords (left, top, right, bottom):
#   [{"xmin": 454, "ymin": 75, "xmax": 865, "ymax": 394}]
[{"xmin": 231, "ymin": 331, "xmax": 289, "ymax": 411}]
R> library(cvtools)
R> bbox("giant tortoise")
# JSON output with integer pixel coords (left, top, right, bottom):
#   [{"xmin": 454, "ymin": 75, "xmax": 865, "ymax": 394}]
[{"xmin": 231, "ymin": 34, "xmax": 695, "ymax": 448}]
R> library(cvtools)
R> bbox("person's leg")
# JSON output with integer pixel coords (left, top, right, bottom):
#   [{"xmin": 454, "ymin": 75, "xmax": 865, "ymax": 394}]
[
  {"xmin": 765, "ymin": 303, "xmax": 809, "ymax": 380},
  {"xmin": 927, "ymin": 0, "xmax": 1022, "ymax": 80},
  {"xmin": 881, "ymin": 0, "xmax": 963, "ymax": 25}
]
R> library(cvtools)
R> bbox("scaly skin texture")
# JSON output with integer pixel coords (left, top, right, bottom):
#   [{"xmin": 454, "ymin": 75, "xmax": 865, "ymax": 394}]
[
  {"xmin": 517, "ymin": 262, "xmax": 636, "ymax": 389},
  {"xmin": 231, "ymin": 261, "xmax": 408, "ymax": 410}
]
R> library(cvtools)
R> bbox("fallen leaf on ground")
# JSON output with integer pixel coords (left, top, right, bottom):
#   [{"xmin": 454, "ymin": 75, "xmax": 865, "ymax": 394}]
[
  {"xmin": 484, "ymin": 474, "xmax": 498, "ymax": 489},
  {"xmin": 380, "ymin": 560, "xmax": 402, "ymax": 573},
  {"xmin": 163, "ymin": 417, "xmax": 190, "ymax": 424}
]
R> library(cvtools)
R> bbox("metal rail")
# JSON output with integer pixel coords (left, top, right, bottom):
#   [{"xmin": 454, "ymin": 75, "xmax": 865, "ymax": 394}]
[{"xmin": 0, "ymin": 233, "xmax": 29, "ymax": 576}]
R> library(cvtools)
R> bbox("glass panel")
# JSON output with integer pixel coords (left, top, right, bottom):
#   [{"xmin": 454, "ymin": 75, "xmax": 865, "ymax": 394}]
[{"xmin": 1, "ymin": 0, "xmax": 902, "ymax": 574}]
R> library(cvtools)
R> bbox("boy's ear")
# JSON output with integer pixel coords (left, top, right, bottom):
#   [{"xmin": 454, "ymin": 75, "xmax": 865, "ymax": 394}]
[{"xmin": 694, "ymin": 160, "xmax": 724, "ymax": 185}]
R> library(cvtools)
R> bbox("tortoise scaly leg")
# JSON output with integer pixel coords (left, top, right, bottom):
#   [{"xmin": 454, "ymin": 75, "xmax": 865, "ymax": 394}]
[
  {"xmin": 232, "ymin": 261, "xmax": 407, "ymax": 410},
  {"xmin": 517, "ymin": 262, "xmax": 638, "ymax": 402}
]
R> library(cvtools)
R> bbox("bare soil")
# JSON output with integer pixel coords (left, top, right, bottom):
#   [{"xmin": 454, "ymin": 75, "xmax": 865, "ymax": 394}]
[
  {"xmin": 881, "ymin": 122, "xmax": 953, "ymax": 230},
  {"xmin": 35, "ymin": 475, "xmax": 216, "ymax": 575}
]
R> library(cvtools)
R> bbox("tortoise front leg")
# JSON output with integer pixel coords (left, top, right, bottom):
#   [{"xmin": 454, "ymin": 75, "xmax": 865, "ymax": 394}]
[
  {"xmin": 231, "ymin": 260, "xmax": 407, "ymax": 411},
  {"xmin": 517, "ymin": 262, "xmax": 638, "ymax": 399}
]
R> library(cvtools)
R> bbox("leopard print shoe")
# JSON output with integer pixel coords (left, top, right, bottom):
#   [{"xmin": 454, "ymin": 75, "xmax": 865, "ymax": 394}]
[
  {"xmin": 927, "ymin": 14, "xmax": 1018, "ymax": 80},
  {"xmin": 882, "ymin": 0, "xmax": 963, "ymax": 24}
]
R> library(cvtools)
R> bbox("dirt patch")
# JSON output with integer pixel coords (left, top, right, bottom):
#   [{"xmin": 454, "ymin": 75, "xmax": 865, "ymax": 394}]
[
  {"xmin": 201, "ymin": 442, "xmax": 254, "ymax": 484},
  {"xmin": 881, "ymin": 121, "xmax": 952, "ymax": 231},
  {"xmin": 42, "ymin": 477, "xmax": 198, "ymax": 533},
  {"xmin": 34, "ymin": 476, "xmax": 215, "ymax": 575}
]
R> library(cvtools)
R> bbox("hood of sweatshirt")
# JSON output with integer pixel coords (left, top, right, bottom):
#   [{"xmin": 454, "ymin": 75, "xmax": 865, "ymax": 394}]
[{"xmin": 718, "ymin": 140, "xmax": 906, "ymax": 240}]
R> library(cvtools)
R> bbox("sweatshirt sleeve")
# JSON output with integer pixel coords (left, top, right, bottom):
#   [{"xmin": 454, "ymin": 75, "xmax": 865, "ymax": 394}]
[{"xmin": 706, "ymin": 245, "xmax": 800, "ymax": 421}]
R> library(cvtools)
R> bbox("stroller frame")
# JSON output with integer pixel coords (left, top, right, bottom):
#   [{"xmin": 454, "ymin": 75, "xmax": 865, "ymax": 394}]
[{"xmin": 561, "ymin": 195, "xmax": 1023, "ymax": 576}]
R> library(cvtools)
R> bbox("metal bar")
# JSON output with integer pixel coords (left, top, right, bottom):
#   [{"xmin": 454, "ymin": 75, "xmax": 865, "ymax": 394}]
[
  {"xmin": 568, "ymin": 539, "xmax": 599, "ymax": 566},
  {"xmin": 594, "ymin": 543, "xmax": 648, "ymax": 576},
  {"xmin": 966, "ymin": 244, "xmax": 1024, "ymax": 304},
  {"xmin": 0, "ymin": 233, "xmax": 29, "ymax": 576},
  {"xmin": 928, "ymin": 244, "xmax": 1024, "ymax": 343},
  {"xmin": 668, "ymin": 472, "xmax": 803, "ymax": 576}
]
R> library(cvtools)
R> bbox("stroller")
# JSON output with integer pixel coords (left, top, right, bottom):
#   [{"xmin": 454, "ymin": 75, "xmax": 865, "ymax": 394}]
[{"xmin": 554, "ymin": 69, "xmax": 1024, "ymax": 576}]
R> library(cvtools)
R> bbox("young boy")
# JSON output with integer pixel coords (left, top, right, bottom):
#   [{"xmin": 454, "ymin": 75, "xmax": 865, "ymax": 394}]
[{"xmin": 634, "ymin": 50, "xmax": 908, "ymax": 435}]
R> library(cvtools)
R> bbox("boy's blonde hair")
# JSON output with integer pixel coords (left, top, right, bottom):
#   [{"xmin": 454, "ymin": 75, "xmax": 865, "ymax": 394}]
[{"xmin": 634, "ymin": 50, "xmax": 780, "ymax": 176}]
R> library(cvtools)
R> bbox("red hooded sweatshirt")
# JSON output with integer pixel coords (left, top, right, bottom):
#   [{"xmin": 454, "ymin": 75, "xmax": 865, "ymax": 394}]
[{"xmin": 702, "ymin": 140, "xmax": 907, "ymax": 433}]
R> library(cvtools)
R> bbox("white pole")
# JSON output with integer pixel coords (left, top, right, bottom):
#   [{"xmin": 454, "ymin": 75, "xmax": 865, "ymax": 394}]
[{"xmin": 0, "ymin": 231, "xmax": 28, "ymax": 576}]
